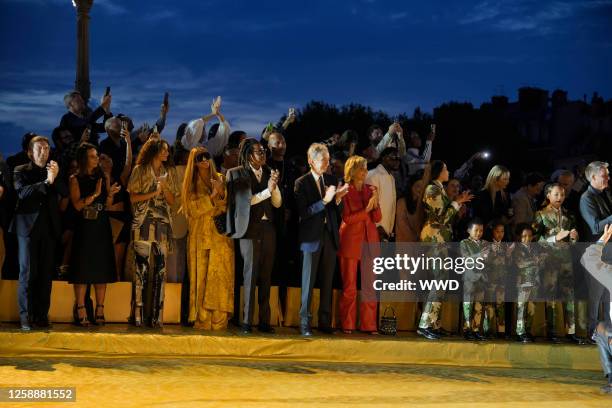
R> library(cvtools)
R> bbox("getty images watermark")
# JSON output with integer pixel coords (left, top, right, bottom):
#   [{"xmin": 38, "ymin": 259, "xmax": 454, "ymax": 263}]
[{"xmin": 359, "ymin": 242, "xmax": 593, "ymax": 303}]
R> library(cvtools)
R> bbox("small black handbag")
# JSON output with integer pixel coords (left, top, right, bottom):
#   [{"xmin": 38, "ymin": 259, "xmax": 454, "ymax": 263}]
[{"xmin": 379, "ymin": 306, "xmax": 397, "ymax": 335}]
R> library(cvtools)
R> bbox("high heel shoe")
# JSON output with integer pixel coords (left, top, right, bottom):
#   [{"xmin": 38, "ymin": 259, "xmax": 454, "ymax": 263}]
[
  {"xmin": 95, "ymin": 305, "xmax": 105, "ymax": 326},
  {"xmin": 76, "ymin": 305, "xmax": 90, "ymax": 327},
  {"xmin": 133, "ymin": 306, "xmax": 142, "ymax": 327}
]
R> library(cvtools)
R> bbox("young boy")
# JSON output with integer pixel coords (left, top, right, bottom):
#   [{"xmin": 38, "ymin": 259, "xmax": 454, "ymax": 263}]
[
  {"xmin": 484, "ymin": 220, "xmax": 509, "ymax": 338},
  {"xmin": 460, "ymin": 218, "xmax": 489, "ymax": 341},
  {"xmin": 511, "ymin": 223, "xmax": 542, "ymax": 343}
]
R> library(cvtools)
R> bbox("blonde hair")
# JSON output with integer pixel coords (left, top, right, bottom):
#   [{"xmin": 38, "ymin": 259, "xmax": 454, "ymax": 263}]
[
  {"xmin": 180, "ymin": 147, "xmax": 222, "ymax": 218},
  {"xmin": 482, "ymin": 165, "xmax": 510, "ymax": 192},
  {"xmin": 344, "ymin": 155, "xmax": 367, "ymax": 184}
]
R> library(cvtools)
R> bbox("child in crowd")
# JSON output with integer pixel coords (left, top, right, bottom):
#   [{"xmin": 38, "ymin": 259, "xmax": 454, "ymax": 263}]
[
  {"xmin": 459, "ymin": 218, "xmax": 489, "ymax": 341},
  {"xmin": 484, "ymin": 220, "xmax": 509, "ymax": 338},
  {"xmin": 511, "ymin": 223, "xmax": 542, "ymax": 343}
]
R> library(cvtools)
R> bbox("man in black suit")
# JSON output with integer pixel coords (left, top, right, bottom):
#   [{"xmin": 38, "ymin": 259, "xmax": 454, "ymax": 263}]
[
  {"xmin": 294, "ymin": 143, "xmax": 348, "ymax": 336},
  {"xmin": 226, "ymin": 138, "xmax": 281, "ymax": 334},
  {"xmin": 10, "ymin": 136, "xmax": 61, "ymax": 331},
  {"xmin": 579, "ymin": 161, "xmax": 612, "ymax": 334}
]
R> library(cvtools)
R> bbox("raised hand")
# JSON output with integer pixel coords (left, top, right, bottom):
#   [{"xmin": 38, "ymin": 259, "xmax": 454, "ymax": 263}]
[
  {"xmin": 80, "ymin": 127, "xmax": 91, "ymax": 143},
  {"xmin": 323, "ymin": 185, "xmax": 336, "ymax": 203},
  {"xmin": 109, "ymin": 182, "xmax": 121, "ymax": 196},
  {"xmin": 211, "ymin": 177, "xmax": 224, "ymax": 197},
  {"xmin": 268, "ymin": 169, "xmax": 279, "ymax": 192},
  {"xmin": 46, "ymin": 160, "xmax": 59, "ymax": 184},
  {"xmin": 569, "ymin": 229, "xmax": 579, "ymax": 241},
  {"xmin": 101, "ymin": 93, "xmax": 112, "ymax": 113},
  {"xmin": 211, "ymin": 96, "xmax": 222, "ymax": 115},
  {"xmin": 335, "ymin": 182, "xmax": 349, "ymax": 200},
  {"xmin": 456, "ymin": 190, "xmax": 474, "ymax": 204},
  {"xmin": 555, "ymin": 230, "xmax": 570, "ymax": 242}
]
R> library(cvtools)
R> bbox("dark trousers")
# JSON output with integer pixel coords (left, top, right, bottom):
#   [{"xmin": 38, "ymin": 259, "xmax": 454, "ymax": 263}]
[
  {"xmin": 17, "ymin": 230, "xmax": 55, "ymax": 323},
  {"xmin": 300, "ymin": 228, "xmax": 336, "ymax": 329},
  {"xmin": 587, "ymin": 274, "xmax": 612, "ymax": 332},
  {"xmin": 239, "ymin": 221, "xmax": 276, "ymax": 326}
]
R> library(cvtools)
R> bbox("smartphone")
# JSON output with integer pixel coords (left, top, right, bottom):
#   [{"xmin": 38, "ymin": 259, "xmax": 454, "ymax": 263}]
[
  {"xmin": 104, "ymin": 86, "xmax": 111, "ymax": 97},
  {"xmin": 289, "ymin": 107, "xmax": 295, "ymax": 116},
  {"xmin": 153, "ymin": 125, "xmax": 158, "ymax": 134},
  {"xmin": 430, "ymin": 124, "xmax": 436, "ymax": 133},
  {"xmin": 163, "ymin": 92, "xmax": 169, "ymax": 107}
]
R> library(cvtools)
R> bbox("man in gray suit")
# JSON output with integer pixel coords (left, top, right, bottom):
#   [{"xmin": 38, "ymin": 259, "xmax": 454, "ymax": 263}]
[
  {"xmin": 580, "ymin": 161, "xmax": 612, "ymax": 334},
  {"xmin": 226, "ymin": 138, "xmax": 281, "ymax": 334}
]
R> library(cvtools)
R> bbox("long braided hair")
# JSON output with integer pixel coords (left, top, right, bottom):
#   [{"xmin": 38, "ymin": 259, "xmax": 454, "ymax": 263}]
[{"xmin": 238, "ymin": 137, "xmax": 260, "ymax": 168}]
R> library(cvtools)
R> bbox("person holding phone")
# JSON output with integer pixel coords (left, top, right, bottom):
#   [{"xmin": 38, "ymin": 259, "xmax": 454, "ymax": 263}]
[
  {"xmin": 127, "ymin": 139, "xmax": 177, "ymax": 327},
  {"xmin": 60, "ymin": 89, "xmax": 113, "ymax": 146}
]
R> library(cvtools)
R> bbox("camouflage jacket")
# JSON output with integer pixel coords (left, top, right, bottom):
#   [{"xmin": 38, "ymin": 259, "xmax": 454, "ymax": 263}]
[{"xmin": 419, "ymin": 181, "xmax": 459, "ymax": 243}]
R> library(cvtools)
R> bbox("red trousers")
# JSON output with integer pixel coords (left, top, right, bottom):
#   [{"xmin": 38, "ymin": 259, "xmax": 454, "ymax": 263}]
[{"xmin": 339, "ymin": 257, "xmax": 377, "ymax": 331}]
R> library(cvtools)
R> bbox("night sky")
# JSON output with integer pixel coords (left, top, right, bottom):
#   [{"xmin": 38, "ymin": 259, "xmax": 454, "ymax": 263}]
[{"xmin": 1, "ymin": 0, "xmax": 611, "ymax": 155}]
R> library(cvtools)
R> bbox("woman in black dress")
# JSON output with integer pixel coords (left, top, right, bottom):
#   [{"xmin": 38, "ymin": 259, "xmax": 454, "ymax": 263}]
[{"xmin": 69, "ymin": 143, "xmax": 121, "ymax": 325}]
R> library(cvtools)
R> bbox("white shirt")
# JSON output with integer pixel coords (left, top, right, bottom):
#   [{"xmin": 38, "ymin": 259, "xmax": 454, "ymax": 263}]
[{"xmin": 366, "ymin": 164, "xmax": 396, "ymax": 236}]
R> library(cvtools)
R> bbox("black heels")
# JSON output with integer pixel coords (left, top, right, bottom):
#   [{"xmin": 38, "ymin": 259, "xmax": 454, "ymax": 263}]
[{"xmin": 95, "ymin": 305, "xmax": 105, "ymax": 326}]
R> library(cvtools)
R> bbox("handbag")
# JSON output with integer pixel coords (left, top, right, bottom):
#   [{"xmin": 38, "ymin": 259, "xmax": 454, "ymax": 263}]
[
  {"xmin": 213, "ymin": 211, "xmax": 227, "ymax": 235},
  {"xmin": 379, "ymin": 306, "xmax": 397, "ymax": 335},
  {"xmin": 82, "ymin": 203, "xmax": 104, "ymax": 220}
]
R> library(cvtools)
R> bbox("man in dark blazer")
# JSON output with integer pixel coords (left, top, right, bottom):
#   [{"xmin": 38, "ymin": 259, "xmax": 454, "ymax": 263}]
[
  {"xmin": 579, "ymin": 161, "xmax": 612, "ymax": 334},
  {"xmin": 294, "ymin": 143, "xmax": 348, "ymax": 336},
  {"xmin": 226, "ymin": 138, "xmax": 281, "ymax": 334},
  {"xmin": 10, "ymin": 136, "xmax": 61, "ymax": 330}
]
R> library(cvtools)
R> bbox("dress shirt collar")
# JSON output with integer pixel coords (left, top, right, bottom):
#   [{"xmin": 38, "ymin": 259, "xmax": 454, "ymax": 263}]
[{"xmin": 249, "ymin": 164, "xmax": 263, "ymax": 180}]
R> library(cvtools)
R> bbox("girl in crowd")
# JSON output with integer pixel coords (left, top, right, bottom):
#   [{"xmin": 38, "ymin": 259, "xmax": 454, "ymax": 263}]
[
  {"xmin": 395, "ymin": 171, "xmax": 427, "ymax": 243},
  {"xmin": 182, "ymin": 147, "xmax": 234, "ymax": 329},
  {"xmin": 484, "ymin": 220, "xmax": 509, "ymax": 338},
  {"xmin": 159, "ymin": 139, "xmax": 185, "ymax": 284},
  {"xmin": 69, "ymin": 143, "xmax": 120, "ymax": 325},
  {"xmin": 532, "ymin": 183, "xmax": 585, "ymax": 343},
  {"xmin": 338, "ymin": 155, "xmax": 381, "ymax": 334},
  {"xmin": 127, "ymin": 139, "xmax": 177, "ymax": 327},
  {"xmin": 417, "ymin": 160, "xmax": 473, "ymax": 340}
]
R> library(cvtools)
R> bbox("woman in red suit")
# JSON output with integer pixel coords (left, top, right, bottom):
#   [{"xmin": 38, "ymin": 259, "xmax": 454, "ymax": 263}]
[{"xmin": 338, "ymin": 155, "xmax": 382, "ymax": 334}]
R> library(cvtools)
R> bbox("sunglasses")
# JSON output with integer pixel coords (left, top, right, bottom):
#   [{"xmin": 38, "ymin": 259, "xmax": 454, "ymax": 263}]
[{"xmin": 196, "ymin": 151, "xmax": 212, "ymax": 162}]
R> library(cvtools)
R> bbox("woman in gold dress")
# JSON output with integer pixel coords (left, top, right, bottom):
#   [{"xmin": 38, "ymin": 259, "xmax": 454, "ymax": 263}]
[{"xmin": 181, "ymin": 147, "xmax": 234, "ymax": 329}]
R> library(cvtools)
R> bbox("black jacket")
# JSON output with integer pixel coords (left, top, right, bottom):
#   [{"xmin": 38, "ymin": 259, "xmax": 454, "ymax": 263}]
[
  {"xmin": 579, "ymin": 185, "xmax": 612, "ymax": 242},
  {"xmin": 9, "ymin": 162, "xmax": 61, "ymax": 238},
  {"xmin": 294, "ymin": 172, "xmax": 341, "ymax": 249}
]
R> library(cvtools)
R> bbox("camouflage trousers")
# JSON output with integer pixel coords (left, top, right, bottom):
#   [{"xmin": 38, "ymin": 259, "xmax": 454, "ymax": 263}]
[
  {"xmin": 516, "ymin": 285, "xmax": 536, "ymax": 336},
  {"xmin": 542, "ymin": 261, "xmax": 587, "ymax": 335},
  {"xmin": 483, "ymin": 285, "xmax": 506, "ymax": 334},
  {"xmin": 419, "ymin": 268, "xmax": 447, "ymax": 329},
  {"xmin": 463, "ymin": 277, "xmax": 485, "ymax": 332}
]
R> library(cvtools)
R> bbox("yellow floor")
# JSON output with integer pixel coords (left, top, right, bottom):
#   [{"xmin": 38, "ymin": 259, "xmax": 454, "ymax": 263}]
[{"xmin": 0, "ymin": 356, "xmax": 609, "ymax": 407}]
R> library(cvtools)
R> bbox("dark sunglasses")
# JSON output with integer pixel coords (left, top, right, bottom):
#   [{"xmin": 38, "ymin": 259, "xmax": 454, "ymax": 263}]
[{"xmin": 196, "ymin": 151, "xmax": 212, "ymax": 162}]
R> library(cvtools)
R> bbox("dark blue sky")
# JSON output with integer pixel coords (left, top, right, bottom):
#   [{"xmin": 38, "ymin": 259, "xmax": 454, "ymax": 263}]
[{"xmin": 1, "ymin": 0, "xmax": 611, "ymax": 155}]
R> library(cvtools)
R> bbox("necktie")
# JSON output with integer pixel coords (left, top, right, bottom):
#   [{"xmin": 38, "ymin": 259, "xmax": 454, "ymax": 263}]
[
  {"xmin": 318, "ymin": 176, "xmax": 325, "ymax": 199},
  {"xmin": 318, "ymin": 176, "xmax": 327, "ymax": 224}
]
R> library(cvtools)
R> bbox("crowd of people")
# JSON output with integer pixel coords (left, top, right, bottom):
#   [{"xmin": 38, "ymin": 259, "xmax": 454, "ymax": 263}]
[{"xmin": 0, "ymin": 91, "xmax": 611, "ymax": 370}]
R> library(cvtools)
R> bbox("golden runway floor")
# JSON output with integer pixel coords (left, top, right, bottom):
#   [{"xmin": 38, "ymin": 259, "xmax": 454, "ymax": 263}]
[
  {"xmin": 0, "ymin": 324, "xmax": 609, "ymax": 407},
  {"xmin": 0, "ymin": 356, "xmax": 609, "ymax": 407}
]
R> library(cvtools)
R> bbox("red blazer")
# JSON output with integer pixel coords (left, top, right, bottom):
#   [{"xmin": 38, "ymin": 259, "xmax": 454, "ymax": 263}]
[{"xmin": 338, "ymin": 183, "xmax": 382, "ymax": 259}]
